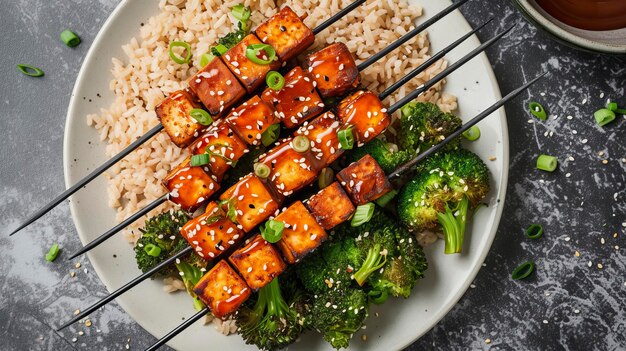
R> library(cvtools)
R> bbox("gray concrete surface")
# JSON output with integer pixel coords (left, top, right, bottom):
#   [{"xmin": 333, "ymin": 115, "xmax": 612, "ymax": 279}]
[{"xmin": 1, "ymin": 0, "xmax": 625, "ymax": 350}]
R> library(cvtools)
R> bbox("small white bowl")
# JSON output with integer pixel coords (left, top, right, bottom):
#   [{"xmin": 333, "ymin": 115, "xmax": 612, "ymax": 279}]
[{"xmin": 513, "ymin": 0, "xmax": 626, "ymax": 55}]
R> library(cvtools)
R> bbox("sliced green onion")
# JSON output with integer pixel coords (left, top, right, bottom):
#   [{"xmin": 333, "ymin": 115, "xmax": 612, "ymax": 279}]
[
  {"xmin": 266, "ymin": 71, "xmax": 285, "ymax": 91},
  {"xmin": 254, "ymin": 162, "xmax": 271, "ymax": 178},
  {"xmin": 292, "ymin": 136, "xmax": 310, "ymax": 153},
  {"xmin": 189, "ymin": 108, "xmax": 213, "ymax": 125},
  {"xmin": 261, "ymin": 123, "xmax": 280, "ymax": 146},
  {"xmin": 594, "ymin": 108, "xmax": 616, "ymax": 127},
  {"xmin": 169, "ymin": 41, "xmax": 192, "ymax": 64},
  {"xmin": 351, "ymin": 203, "xmax": 375, "ymax": 227},
  {"xmin": 536, "ymin": 154, "xmax": 558, "ymax": 172},
  {"xmin": 45, "ymin": 244, "xmax": 60, "ymax": 262},
  {"xmin": 231, "ymin": 4, "xmax": 251, "ymax": 22},
  {"xmin": 525, "ymin": 224, "xmax": 543, "ymax": 239},
  {"xmin": 261, "ymin": 220, "xmax": 284, "ymax": 243},
  {"xmin": 144, "ymin": 244, "xmax": 162, "ymax": 257},
  {"xmin": 512, "ymin": 261, "xmax": 535, "ymax": 280},
  {"xmin": 318, "ymin": 168, "xmax": 335, "ymax": 189},
  {"xmin": 17, "ymin": 64, "xmax": 44, "ymax": 77},
  {"xmin": 245, "ymin": 44, "xmax": 276, "ymax": 65},
  {"xmin": 60, "ymin": 29, "xmax": 80, "ymax": 47},
  {"xmin": 337, "ymin": 126, "xmax": 355, "ymax": 150},
  {"xmin": 462, "ymin": 125, "xmax": 481, "ymax": 141},
  {"xmin": 219, "ymin": 198, "xmax": 238, "ymax": 223},
  {"xmin": 368, "ymin": 289, "xmax": 389, "ymax": 305},
  {"xmin": 375, "ymin": 189, "xmax": 398, "ymax": 207},
  {"xmin": 607, "ymin": 102, "xmax": 618, "ymax": 112},
  {"xmin": 199, "ymin": 53, "xmax": 216, "ymax": 67},
  {"xmin": 213, "ymin": 44, "xmax": 229, "ymax": 56},
  {"xmin": 190, "ymin": 154, "xmax": 211, "ymax": 167},
  {"xmin": 529, "ymin": 102, "xmax": 547, "ymax": 121}
]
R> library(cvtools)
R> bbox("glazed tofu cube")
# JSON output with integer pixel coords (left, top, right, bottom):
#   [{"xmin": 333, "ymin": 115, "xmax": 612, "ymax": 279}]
[
  {"xmin": 162, "ymin": 156, "xmax": 220, "ymax": 212},
  {"xmin": 255, "ymin": 6, "xmax": 314, "ymax": 62},
  {"xmin": 180, "ymin": 202, "xmax": 244, "ymax": 260},
  {"xmin": 156, "ymin": 89, "xmax": 204, "ymax": 148},
  {"xmin": 189, "ymin": 121, "xmax": 249, "ymax": 181},
  {"xmin": 336, "ymin": 90, "xmax": 390, "ymax": 145},
  {"xmin": 225, "ymin": 95, "xmax": 277, "ymax": 146},
  {"xmin": 306, "ymin": 182, "xmax": 355, "ymax": 230},
  {"xmin": 229, "ymin": 235, "xmax": 286, "ymax": 290},
  {"xmin": 219, "ymin": 174, "xmax": 280, "ymax": 232},
  {"xmin": 188, "ymin": 57, "xmax": 246, "ymax": 117},
  {"xmin": 274, "ymin": 201, "xmax": 327, "ymax": 263},
  {"xmin": 223, "ymin": 34, "xmax": 281, "ymax": 93},
  {"xmin": 302, "ymin": 43, "xmax": 360, "ymax": 98},
  {"xmin": 296, "ymin": 112, "xmax": 342, "ymax": 167},
  {"xmin": 261, "ymin": 66, "xmax": 325, "ymax": 129},
  {"xmin": 258, "ymin": 138, "xmax": 319, "ymax": 197},
  {"xmin": 336, "ymin": 154, "xmax": 392, "ymax": 205},
  {"xmin": 193, "ymin": 260, "xmax": 251, "ymax": 319}
]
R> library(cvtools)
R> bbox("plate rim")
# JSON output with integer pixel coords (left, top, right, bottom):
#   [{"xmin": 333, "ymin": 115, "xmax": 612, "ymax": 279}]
[{"xmin": 63, "ymin": 0, "xmax": 509, "ymax": 349}]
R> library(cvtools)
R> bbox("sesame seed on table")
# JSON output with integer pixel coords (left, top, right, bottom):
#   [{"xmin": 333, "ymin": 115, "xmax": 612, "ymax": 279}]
[{"xmin": 1, "ymin": 0, "xmax": 625, "ymax": 350}]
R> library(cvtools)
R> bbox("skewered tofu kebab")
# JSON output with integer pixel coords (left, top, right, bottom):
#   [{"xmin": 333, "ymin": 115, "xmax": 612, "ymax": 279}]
[
  {"xmin": 58, "ymin": 25, "xmax": 511, "ymax": 330},
  {"xmin": 7, "ymin": 0, "xmax": 392, "ymax": 236},
  {"xmin": 145, "ymin": 71, "xmax": 548, "ymax": 351},
  {"xmin": 68, "ymin": 11, "xmax": 489, "ymax": 259}
]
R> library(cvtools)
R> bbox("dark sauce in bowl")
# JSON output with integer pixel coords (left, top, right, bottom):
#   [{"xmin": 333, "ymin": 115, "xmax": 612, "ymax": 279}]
[{"xmin": 536, "ymin": 0, "xmax": 626, "ymax": 31}]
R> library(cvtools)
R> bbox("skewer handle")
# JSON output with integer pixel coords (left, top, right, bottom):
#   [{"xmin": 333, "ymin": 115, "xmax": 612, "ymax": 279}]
[
  {"xmin": 145, "ymin": 308, "xmax": 209, "ymax": 351},
  {"xmin": 389, "ymin": 71, "xmax": 548, "ymax": 179},
  {"xmin": 67, "ymin": 194, "xmax": 169, "ymax": 260},
  {"xmin": 9, "ymin": 123, "xmax": 165, "ymax": 237},
  {"xmin": 56, "ymin": 245, "xmax": 193, "ymax": 331},
  {"xmin": 312, "ymin": 0, "xmax": 367, "ymax": 35},
  {"xmin": 357, "ymin": 0, "xmax": 472, "ymax": 71}
]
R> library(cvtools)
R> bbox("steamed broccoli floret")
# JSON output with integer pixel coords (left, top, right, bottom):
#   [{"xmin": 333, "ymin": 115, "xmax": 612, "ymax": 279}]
[
  {"xmin": 236, "ymin": 277, "xmax": 309, "ymax": 351},
  {"xmin": 296, "ymin": 240, "xmax": 356, "ymax": 295},
  {"xmin": 310, "ymin": 286, "xmax": 369, "ymax": 349},
  {"xmin": 212, "ymin": 29, "xmax": 246, "ymax": 56},
  {"xmin": 369, "ymin": 228, "xmax": 428, "ymax": 298},
  {"xmin": 347, "ymin": 138, "xmax": 413, "ymax": 174},
  {"xmin": 398, "ymin": 148, "xmax": 490, "ymax": 254},
  {"xmin": 398, "ymin": 102, "xmax": 462, "ymax": 153},
  {"xmin": 134, "ymin": 210, "xmax": 190, "ymax": 277}
]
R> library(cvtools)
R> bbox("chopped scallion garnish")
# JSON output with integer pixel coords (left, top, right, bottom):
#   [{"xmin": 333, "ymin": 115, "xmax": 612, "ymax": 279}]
[
  {"xmin": 292, "ymin": 136, "xmax": 310, "ymax": 153},
  {"xmin": 374, "ymin": 189, "xmax": 398, "ymax": 207},
  {"xmin": 17, "ymin": 64, "xmax": 44, "ymax": 77},
  {"xmin": 266, "ymin": 71, "xmax": 285, "ymax": 91},
  {"xmin": 536, "ymin": 154, "xmax": 557, "ymax": 172},
  {"xmin": 462, "ymin": 125, "xmax": 481, "ymax": 141},
  {"xmin": 189, "ymin": 108, "xmax": 213, "ymax": 125},
  {"xmin": 169, "ymin": 41, "xmax": 192, "ymax": 64},
  {"xmin": 245, "ymin": 44, "xmax": 276, "ymax": 65},
  {"xmin": 45, "ymin": 244, "xmax": 60, "ymax": 262},
  {"xmin": 144, "ymin": 244, "xmax": 162, "ymax": 257},
  {"xmin": 525, "ymin": 224, "xmax": 543, "ymax": 239},
  {"xmin": 529, "ymin": 101, "xmax": 547, "ymax": 121},
  {"xmin": 231, "ymin": 4, "xmax": 251, "ymax": 22},
  {"xmin": 254, "ymin": 162, "xmax": 271, "ymax": 179},
  {"xmin": 351, "ymin": 203, "xmax": 375, "ymax": 227},
  {"xmin": 190, "ymin": 154, "xmax": 211, "ymax": 167},
  {"xmin": 261, "ymin": 220, "xmax": 284, "ymax": 243},
  {"xmin": 261, "ymin": 123, "xmax": 280, "ymax": 146},
  {"xmin": 594, "ymin": 108, "xmax": 616, "ymax": 127},
  {"xmin": 511, "ymin": 261, "xmax": 535, "ymax": 280},
  {"xmin": 337, "ymin": 126, "xmax": 355, "ymax": 150},
  {"xmin": 60, "ymin": 29, "xmax": 81, "ymax": 47},
  {"xmin": 199, "ymin": 53, "xmax": 216, "ymax": 67}
]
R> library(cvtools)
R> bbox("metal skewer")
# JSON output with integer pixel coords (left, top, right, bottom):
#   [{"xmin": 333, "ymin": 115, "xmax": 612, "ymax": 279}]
[
  {"xmin": 67, "ymin": 11, "xmax": 489, "ymax": 261},
  {"xmin": 57, "ymin": 20, "xmax": 506, "ymax": 332},
  {"xmin": 7, "ymin": 0, "xmax": 370, "ymax": 237},
  {"xmin": 143, "ymin": 71, "xmax": 549, "ymax": 351}
]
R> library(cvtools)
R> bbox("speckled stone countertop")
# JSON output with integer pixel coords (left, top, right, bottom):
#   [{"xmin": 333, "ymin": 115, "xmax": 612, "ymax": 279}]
[{"xmin": 1, "ymin": 0, "xmax": 625, "ymax": 350}]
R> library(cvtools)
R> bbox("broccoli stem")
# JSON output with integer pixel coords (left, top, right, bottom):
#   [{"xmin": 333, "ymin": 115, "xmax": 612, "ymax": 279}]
[
  {"xmin": 436, "ymin": 196, "xmax": 470, "ymax": 254},
  {"xmin": 353, "ymin": 244, "xmax": 387, "ymax": 286},
  {"xmin": 265, "ymin": 278, "xmax": 290, "ymax": 319}
]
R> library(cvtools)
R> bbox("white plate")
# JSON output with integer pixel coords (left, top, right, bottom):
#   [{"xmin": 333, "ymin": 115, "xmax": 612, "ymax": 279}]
[{"xmin": 63, "ymin": 0, "xmax": 507, "ymax": 350}]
